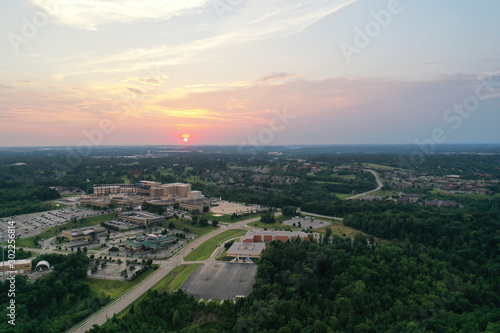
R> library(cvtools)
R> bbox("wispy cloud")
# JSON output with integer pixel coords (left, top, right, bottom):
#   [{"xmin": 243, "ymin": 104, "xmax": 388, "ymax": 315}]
[
  {"xmin": 126, "ymin": 87, "xmax": 145, "ymax": 95},
  {"xmin": 30, "ymin": 0, "xmax": 211, "ymax": 30},
  {"xmin": 257, "ymin": 72, "xmax": 301, "ymax": 83},
  {"xmin": 50, "ymin": 0, "xmax": 359, "ymax": 79}
]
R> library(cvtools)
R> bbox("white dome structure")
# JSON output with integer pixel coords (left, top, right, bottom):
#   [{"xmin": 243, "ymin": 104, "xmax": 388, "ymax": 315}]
[{"xmin": 35, "ymin": 260, "xmax": 51, "ymax": 271}]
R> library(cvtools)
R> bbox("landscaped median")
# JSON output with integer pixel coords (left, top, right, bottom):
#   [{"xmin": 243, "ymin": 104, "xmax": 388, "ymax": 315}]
[
  {"xmin": 183, "ymin": 229, "xmax": 247, "ymax": 261},
  {"xmin": 117, "ymin": 264, "xmax": 200, "ymax": 319}
]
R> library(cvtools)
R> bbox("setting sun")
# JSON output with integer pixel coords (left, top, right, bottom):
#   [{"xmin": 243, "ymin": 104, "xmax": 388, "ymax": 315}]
[{"xmin": 182, "ymin": 134, "xmax": 190, "ymax": 143}]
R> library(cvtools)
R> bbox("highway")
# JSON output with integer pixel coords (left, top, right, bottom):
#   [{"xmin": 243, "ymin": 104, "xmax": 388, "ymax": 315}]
[{"xmin": 67, "ymin": 215, "xmax": 264, "ymax": 333}]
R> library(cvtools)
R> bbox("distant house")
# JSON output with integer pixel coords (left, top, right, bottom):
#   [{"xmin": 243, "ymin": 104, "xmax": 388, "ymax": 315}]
[
  {"xmin": 359, "ymin": 195, "xmax": 383, "ymax": 201},
  {"xmin": 425, "ymin": 200, "xmax": 458, "ymax": 207},
  {"xmin": 394, "ymin": 182, "xmax": 412, "ymax": 188}
]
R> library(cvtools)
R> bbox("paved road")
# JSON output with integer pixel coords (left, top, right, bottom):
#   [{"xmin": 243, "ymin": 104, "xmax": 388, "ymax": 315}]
[
  {"xmin": 346, "ymin": 169, "xmax": 383, "ymax": 200},
  {"xmin": 299, "ymin": 211, "xmax": 343, "ymax": 221},
  {"xmin": 67, "ymin": 214, "xmax": 268, "ymax": 333}
]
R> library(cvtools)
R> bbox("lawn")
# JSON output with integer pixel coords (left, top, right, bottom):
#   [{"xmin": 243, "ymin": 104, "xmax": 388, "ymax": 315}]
[
  {"xmin": 334, "ymin": 193, "xmax": 353, "ymax": 199},
  {"xmin": 203, "ymin": 212, "xmax": 263, "ymax": 223},
  {"xmin": 370, "ymin": 190, "xmax": 397, "ymax": 197},
  {"xmin": 248, "ymin": 217, "xmax": 302, "ymax": 231},
  {"xmin": 155, "ymin": 264, "xmax": 200, "ymax": 293},
  {"xmin": 120, "ymin": 176, "xmax": 130, "ymax": 184},
  {"xmin": 117, "ymin": 264, "xmax": 199, "ymax": 318},
  {"xmin": 16, "ymin": 213, "xmax": 116, "ymax": 248},
  {"xmin": 316, "ymin": 220, "xmax": 388, "ymax": 243},
  {"xmin": 163, "ymin": 218, "xmax": 218, "ymax": 236},
  {"xmin": 362, "ymin": 163, "xmax": 399, "ymax": 170},
  {"xmin": 61, "ymin": 193, "xmax": 81, "ymax": 198},
  {"xmin": 332, "ymin": 173, "xmax": 356, "ymax": 180},
  {"xmin": 86, "ymin": 267, "xmax": 157, "ymax": 300},
  {"xmin": 216, "ymin": 249, "xmax": 233, "ymax": 261},
  {"xmin": 184, "ymin": 229, "xmax": 247, "ymax": 261},
  {"xmin": 313, "ymin": 181, "xmax": 343, "ymax": 185}
]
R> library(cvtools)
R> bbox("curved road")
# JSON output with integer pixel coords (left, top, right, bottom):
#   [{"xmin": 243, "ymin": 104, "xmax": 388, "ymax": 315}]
[
  {"xmin": 67, "ymin": 215, "xmax": 266, "ymax": 333},
  {"xmin": 345, "ymin": 169, "xmax": 383, "ymax": 200}
]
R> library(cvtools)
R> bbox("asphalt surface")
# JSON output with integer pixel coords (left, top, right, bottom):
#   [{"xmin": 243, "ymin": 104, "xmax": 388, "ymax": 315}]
[{"xmin": 182, "ymin": 262, "xmax": 257, "ymax": 300}]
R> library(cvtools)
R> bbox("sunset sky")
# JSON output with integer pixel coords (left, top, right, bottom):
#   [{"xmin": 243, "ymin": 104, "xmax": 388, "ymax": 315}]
[{"xmin": 1, "ymin": 0, "xmax": 499, "ymax": 147}]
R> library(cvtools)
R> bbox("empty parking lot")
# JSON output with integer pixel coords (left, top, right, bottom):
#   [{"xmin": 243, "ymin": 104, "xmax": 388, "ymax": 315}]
[
  {"xmin": 182, "ymin": 262, "xmax": 257, "ymax": 300},
  {"xmin": 282, "ymin": 217, "xmax": 331, "ymax": 229}
]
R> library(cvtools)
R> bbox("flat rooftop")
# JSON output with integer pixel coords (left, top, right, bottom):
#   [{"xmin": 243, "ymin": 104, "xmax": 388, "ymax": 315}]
[
  {"xmin": 227, "ymin": 242, "xmax": 266, "ymax": 256},
  {"xmin": 1, "ymin": 259, "xmax": 31, "ymax": 265}
]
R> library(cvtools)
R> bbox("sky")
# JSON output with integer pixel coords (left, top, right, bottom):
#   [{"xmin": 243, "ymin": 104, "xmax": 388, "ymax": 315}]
[{"xmin": 1, "ymin": 0, "xmax": 499, "ymax": 147}]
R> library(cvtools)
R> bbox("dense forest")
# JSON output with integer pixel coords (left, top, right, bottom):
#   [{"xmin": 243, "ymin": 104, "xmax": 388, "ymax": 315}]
[
  {"xmin": 88, "ymin": 235, "xmax": 500, "ymax": 332},
  {"xmin": 0, "ymin": 179, "xmax": 60, "ymax": 218},
  {"xmin": 0, "ymin": 251, "xmax": 109, "ymax": 333}
]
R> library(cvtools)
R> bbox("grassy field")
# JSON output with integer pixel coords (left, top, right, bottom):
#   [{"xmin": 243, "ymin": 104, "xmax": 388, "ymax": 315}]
[
  {"xmin": 316, "ymin": 220, "xmax": 388, "ymax": 242},
  {"xmin": 117, "ymin": 264, "xmax": 199, "ymax": 319},
  {"xmin": 362, "ymin": 163, "xmax": 399, "ymax": 170},
  {"xmin": 332, "ymin": 173, "xmax": 356, "ymax": 180},
  {"xmin": 163, "ymin": 218, "xmax": 218, "ymax": 236},
  {"xmin": 248, "ymin": 216, "xmax": 302, "ymax": 231},
  {"xmin": 120, "ymin": 176, "xmax": 130, "ymax": 184},
  {"xmin": 203, "ymin": 212, "xmax": 262, "ymax": 223},
  {"xmin": 334, "ymin": 193, "xmax": 354, "ymax": 199},
  {"xmin": 61, "ymin": 193, "xmax": 81, "ymax": 198},
  {"xmin": 155, "ymin": 264, "xmax": 200, "ymax": 293},
  {"xmin": 216, "ymin": 249, "xmax": 233, "ymax": 261},
  {"xmin": 370, "ymin": 190, "xmax": 397, "ymax": 197},
  {"xmin": 184, "ymin": 229, "xmax": 247, "ymax": 261},
  {"xmin": 86, "ymin": 267, "xmax": 157, "ymax": 300},
  {"xmin": 16, "ymin": 213, "xmax": 116, "ymax": 248}
]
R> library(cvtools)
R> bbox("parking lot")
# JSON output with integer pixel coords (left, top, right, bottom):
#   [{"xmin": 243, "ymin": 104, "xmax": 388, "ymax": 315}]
[
  {"xmin": 182, "ymin": 262, "xmax": 257, "ymax": 300},
  {"xmin": 211, "ymin": 201, "xmax": 265, "ymax": 215},
  {"xmin": 282, "ymin": 216, "xmax": 331, "ymax": 229},
  {"xmin": 0, "ymin": 207, "xmax": 113, "ymax": 240},
  {"xmin": 87, "ymin": 261, "xmax": 145, "ymax": 281},
  {"xmin": 106, "ymin": 219, "xmax": 140, "ymax": 230}
]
